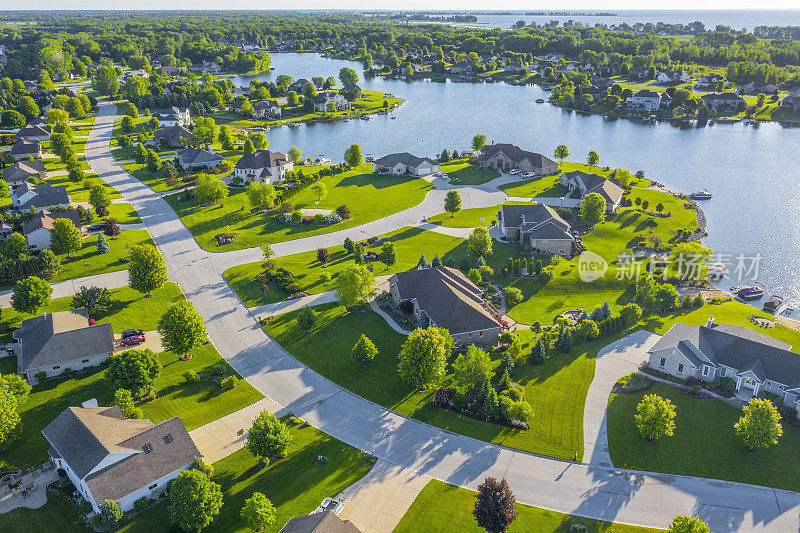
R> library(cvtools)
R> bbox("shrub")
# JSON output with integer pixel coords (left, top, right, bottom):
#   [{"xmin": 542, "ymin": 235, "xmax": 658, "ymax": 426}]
[
  {"xmin": 34, "ymin": 371, "xmax": 47, "ymax": 381},
  {"xmin": 504, "ymin": 287, "xmax": 522, "ymax": 307},
  {"xmin": 183, "ymin": 370, "xmax": 199, "ymax": 383},
  {"xmin": 134, "ymin": 497, "xmax": 150, "ymax": 511},
  {"xmin": 277, "ymin": 213, "xmax": 292, "ymax": 224},
  {"xmin": 313, "ymin": 213, "xmax": 326, "ymax": 225},
  {"xmin": 221, "ymin": 375, "xmax": 238, "ymax": 389},
  {"xmin": 336, "ymin": 204, "xmax": 351, "ymax": 219},
  {"xmin": 291, "ymin": 212, "xmax": 302, "ymax": 224},
  {"xmin": 433, "ymin": 387, "xmax": 456, "ymax": 408},
  {"xmin": 278, "ymin": 201, "xmax": 294, "ymax": 214},
  {"xmin": 326, "ymin": 212, "xmax": 342, "ymax": 224},
  {"xmin": 79, "ymin": 501, "xmax": 92, "ymax": 513}
]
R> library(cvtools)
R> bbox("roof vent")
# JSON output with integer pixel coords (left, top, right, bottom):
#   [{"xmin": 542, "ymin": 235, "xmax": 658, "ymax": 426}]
[
  {"xmin": 143, "ymin": 443, "xmax": 153, "ymax": 454},
  {"xmin": 706, "ymin": 316, "xmax": 715, "ymax": 328},
  {"xmin": 163, "ymin": 433, "xmax": 173, "ymax": 444}
]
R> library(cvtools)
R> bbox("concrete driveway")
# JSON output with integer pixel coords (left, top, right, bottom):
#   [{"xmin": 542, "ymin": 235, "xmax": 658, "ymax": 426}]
[{"xmin": 114, "ymin": 330, "xmax": 163, "ymax": 353}]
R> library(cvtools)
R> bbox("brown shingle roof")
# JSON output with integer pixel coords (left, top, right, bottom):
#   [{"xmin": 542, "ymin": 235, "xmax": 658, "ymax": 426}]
[
  {"xmin": 279, "ymin": 511, "xmax": 362, "ymax": 533},
  {"xmin": 22, "ymin": 209, "xmax": 81, "ymax": 235},
  {"xmin": 477, "ymin": 144, "xmax": 556, "ymax": 170},
  {"xmin": 234, "ymin": 149, "xmax": 289, "ymax": 170}
]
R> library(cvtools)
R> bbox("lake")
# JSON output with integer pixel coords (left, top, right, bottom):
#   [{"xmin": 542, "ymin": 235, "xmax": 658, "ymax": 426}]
[{"xmin": 231, "ymin": 53, "xmax": 800, "ymax": 311}]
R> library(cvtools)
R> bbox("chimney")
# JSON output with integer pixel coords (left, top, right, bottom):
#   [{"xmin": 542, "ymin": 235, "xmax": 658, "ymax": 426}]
[{"xmin": 706, "ymin": 316, "xmax": 714, "ymax": 328}]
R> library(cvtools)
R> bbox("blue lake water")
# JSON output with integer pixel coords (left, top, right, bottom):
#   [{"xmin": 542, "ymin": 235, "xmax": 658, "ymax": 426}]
[{"xmin": 231, "ymin": 53, "xmax": 800, "ymax": 309}]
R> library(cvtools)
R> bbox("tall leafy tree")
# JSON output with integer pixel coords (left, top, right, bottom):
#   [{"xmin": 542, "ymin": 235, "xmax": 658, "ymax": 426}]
[
  {"xmin": 128, "ymin": 244, "xmax": 168, "ymax": 297},
  {"xmin": 246, "ymin": 410, "xmax": 292, "ymax": 463},
  {"xmin": 379, "ymin": 241, "xmax": 397, "ymax": 270},
  {"xmin": 195, "ymin": 175, "xmax": 229, "ymax": 204},
  {"xmin": 11, "ymin": 276, "xmax": 52, "ymax": 314},
  {"xmin": 106, "ymin": 349, "xmax": 161, "ymax": 397},
  {"xmin": 468, "ymin": 226, "xmax": 492, "ymax": 258},
  {"xmin": 444, "ymin": 190, "xmax": 462, "ymax": 217},
  {"xmin": 667, "ymin": 515, "xmax": 710, "ymax": 533},
  {"xmin": 240, "ymin": 492, "xmax": 277, "ymax": 531},
  {"xmin": 587, "ymin": 150, "xmax": 600, "ymax": 171},
  {"xmin": 635, "ymin": 394, "xmax": 677, "ymax": 441},
  {"xmin": 397, "ymin": 326, "xmax": 454, "ymax": 389},
  {"xmin": 339, "ymin": 66, "xmax": 360, "ymax": 86},
  {"xmin": 89, "ymin": 185, "xmax": 112, "ymax": 210},
  {"xmin": 50, "ymin": 219, "xmax": 82, "ymax": 258},
  {"xmin": 471, "ymin": 134, "xmax": 487, "ymax": 152},
  {"xmin": 451, "ymin": 345, "xmax": 492, "ymax": 390},
  {"xmin": 554, "ymin": 144, "xmax": 569, "ymax": 165},
  {"xmin": 579, "ymin": 192, "xmax": 606, "ymax": 226},
  {"xmin": 352, "ymin": 334, "xmax": 378, "ymax": 368},
  {"xmin": 735, "ymin": 398, "xmax": 783, "ymax": 451},
  {"xmin": 246, "ymin": 182, "xmax": 276, "ymax": 211},
  {"xmin": 71, "ymin": 285, "xmax": 112, "ymax": 317},
  {"xmin": 158, "ymin": 300, "xmax": 208, "ymax": 358},
  {"xmin": 335, "ymin": 264, "xmax": 375, "ymax": 308},
  {"xmin": 168, "ymin": 469, "xmax": 223, "ymax": 532},
  {"xmin": 473, "ymin": 477, "xmax": 517, "ymax": 533}
]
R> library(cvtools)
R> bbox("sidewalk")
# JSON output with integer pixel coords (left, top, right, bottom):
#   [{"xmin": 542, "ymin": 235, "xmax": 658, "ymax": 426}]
[{"xmin": 0, "ymin": 270, "xmax": 129, "ymax": 308}]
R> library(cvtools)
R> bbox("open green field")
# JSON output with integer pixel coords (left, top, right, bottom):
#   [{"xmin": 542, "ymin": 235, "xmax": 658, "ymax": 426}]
[
  {"xmin": 440, "ymin": 159, "xmax": 500, "ymax": 185},
  {"xmin": 116, "ymin": 421, "xmax": 369, "ymax": 533},
  {"xmin": 45, "ymin": 172, "xmax": 124, "ymax": 202},
  {"xmin": 396, "ymin": 479, "xmax": 662, "ymax": 533},
  {"xmin": 167, "ymin": 163, "xmax": 432, "ymax": 251},
  {"xmin": 427, "ymin": 201, "xmax": 528, "ymax": 228},
  {"xmin": 608, "ymin": 382, "xmax": 800, "ymax": 492},
  {"xmin": 48, "ymin": 229, "xmax": 152, "ymax": 284},
  {"xmin": 265, "ymin": 302, "xmax": 595, "ymax": 461}
]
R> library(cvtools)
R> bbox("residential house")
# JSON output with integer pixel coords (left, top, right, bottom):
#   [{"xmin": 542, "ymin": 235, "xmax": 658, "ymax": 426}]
[
  {"xmin": 497, "ymin": 203, "xmax": 575, "ymax": 257},
  {"xmin": 23, "ymin": 209, "xmax": 81, "ymax": 250},
  {"xmin": 449, "ymin": 62, "xmax": 474, "ymax": 76},
  {"xmin": 539, "ymin": 53, "xmax": 565, "ymax": 61},
  {"xmin": 15, "ymin": 122, "xmax": 52, "ymax": 141},
  {"xmin": 253, "ymin": 100, "xmax": 282, "ymax": 119},
  {"xmin": 559, "ymin": 170, "xmax": 624, "ymax": 212},
  {"xmin": 476, "ymin": 143, "xmax": 559, "ymax": 176},
  {"xmin": 151, "ymin": 106, "xmax": 191, "ymax": 127},
  {"xmin": 233, "ymin": 150, "xmax": 293, "ymax": 184},
  {"xmin": 153, "ymin": 125, "xmax": 195, "ymax": 148},
  {"xmin": 189, "ymin": 60, "xmax": 221, "ymax": 74},
  {"xmin": 628, "ymin": 67, "xmax": 651, "ymax": 80},
  {"xmin": 279, "ymin": 511, "xmax": 362, "ymax": 533},
  {"xmin": 311, "ymin": 92, "xmax": 350, "ymax": 112},
  {"xmin": 588, "ymin": 76, "xmax": 615, "ymax": 90},
  {"xmin": 159, "ymin": 65, "xmax": 181, "ymax": 77},
  {"xmin": 122, "ymin": 70, "xmax": 148, "ymax": 80},
  {"xmin": 42, "ymin": 404, "xmax": 200, "ymax": 513},
  {"xmin": 700, "ymin": 92, "xmax": 746, "ymax": 114},
  {"xmin": 15, "ymin": 308, "xmax": 114, "ymax": 383},
  {"xmin": 389, "ymin": 266, "xmax": 502, "ymax": 347},
  {"xmin": 648, "ymin": 317, "xmax": 800, "ymax": 416},
  {"xmin": 781, "ymin": 95, "xmax": 800, "ymax": 112},
  {"xmin": 11, "ymin": 182, "xmax": 70, "ymax": 212},
  {"xmin": 626, "ymin": 89, "xmax": 670, "ymax": 112},
  {"xmin": 741, "ymin": 82, "xmax": 779, "ymax": 95},
  {"xmin": 695, "ymin": 74, "xmax": 727, "ymax": 89},
  {"xmin": 2, "ymin": 160, "xmax": 47, "ymax": 187},
  {"xmin": 657, "ymin": 70, "xmax": 691, "ymax": 84},
  {"xmin": 288, "ymin": 78, "xmax": 312, "ymax": 93},
  {"xmin": 373, "ymin": 153, "xmax": 439, "ymax": 176},
  {"xmin": 9, "ymin": 140, "xmax": 42, "ymax": 161},
  {"xmin": 174, "ymin": 147, "xmax": 224, "ymax": 171}
]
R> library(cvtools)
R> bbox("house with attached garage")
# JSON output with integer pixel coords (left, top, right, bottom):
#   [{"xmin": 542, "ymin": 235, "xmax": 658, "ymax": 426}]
[
  {"xmin": 648, "ymin": 317, "xmax": 800, "ymax": 415},
  {"xmin": 389, "ymin": 266, "xmax": 503, "ymax": 347},
  {"xmin": 700, "ymin": 92, "xmax": 746, "ymax": 114},
  {"xmin": 288, "ymin": 78, "xmax": 312, "ymax": 93},
  {"xmin": 15, "ymin": 122, "xmax": 52, "ymax": 141},
  {"xmin": 153, "ymin": 125, "xmax": 195, "ymax": 148},
  {"xmin": 233, "ymin": 149, "xmax": 293, "ymax": 185},
  {"xmin": 23, "ymin": 209, "xmax": 81, "ymax": 250},
  {"xmin": 373, "ymin": 152, "xmax": 439, "ymax": 176},
  {"xmin": 626, "ymin": 89, "xmax": 671, "ymax": 112},
  {"xmin": 657, "ymin": 70, "xmax": 691, "ymax": 84},
  {"xmin": 311, "ymin": 91, "xmax": 351, "ymax": 112},
  {"xmin": 151, "ymin": 106, "xmax": 191, "ymax": 127},
  {"xmin": 14, "ymin": 308, "xmax": 115, "ymax": 383},
  {"xmin": 476, "ymin": 143, "xmax": 559, "ymax": 176},
  {"xmin": 2, "ymin": 160, "xmax": 47, "ymax": 188},
  {"xmin": 42, "ymin": 404, "xmax": 200, "ymax": 513},
  {"xmin": 253, "ymin": 100, "xmax": 282, "ymax": 119},
  {"xmin": 174, "ymin": 147, "xmax": 224, "ymax": 171},
  {"xmin": 497, "ymin": 203, "xmax": 576, "ymax": 257},
  {"xmin": 8, "ymin": 139, "xmax": 43, "ymax": 161},
  {"xmin": 11, "ymin": 182, "xmax": 70, "ymax": 212},
  {"xmin": 559, "ymin": 170, "xmax": 625, "ymax": 212}
]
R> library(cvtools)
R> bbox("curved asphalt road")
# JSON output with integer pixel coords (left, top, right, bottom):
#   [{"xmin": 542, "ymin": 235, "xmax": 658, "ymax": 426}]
[{"xmin": 85, "ymin": 100, "xmax": 800, "ymax": 532}]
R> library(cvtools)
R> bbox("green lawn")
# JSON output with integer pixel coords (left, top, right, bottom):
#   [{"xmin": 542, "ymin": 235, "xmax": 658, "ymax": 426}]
[
  {"xmin": 117, "ymin": 421, "xmax": 370, "ymax": 533},
  {"xmin": 167, "ymin": 163, "xmax": 432, "ymax": 251},
  {"xmin": 427, "ymin": 201, "xmax": 527, "ymax": 228},
  {"xmin": 395, "ymin": 479, "xmax": 661, "ymax": 533},
  {"xmin": 440, "ymin": 159, "xmax": 500, "ymax": 185},
  {"xmin": 608, "ymin": 382, "xmax": 800, "ymax": 492},
  {"xmin": 264, "ymin": 302, "xmax": 594, "ymax": 460},
  {"xmin": 45, "ymin": 172, "xmax": 123, "ymax": 202},
  {"xmin": 47, "ymin": 229, "xmax": 152, "ymax": 284},
  {"xmin": 499, "ymin": 162, "xmax": 650, "ymax": 199},
  {"xmin": 106, "ymin": 202, "xmax": 143, "ymax": 225}
]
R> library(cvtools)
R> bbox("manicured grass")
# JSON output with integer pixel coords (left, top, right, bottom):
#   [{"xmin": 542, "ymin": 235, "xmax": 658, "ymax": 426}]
[
  {"xmin": 427, "ymin": 201, "xmax": 527, "ymax": 228},
  {"xmin": 117, "ymin": 421, "xmax": 370, "ymax": 533},
  {"xmin": 48, "ymin": 229, "xmax": 152, "ymax": 284},
  {"xmin": 499, "ymin": 162, "xmax": 650, "ymax": 199},
  {"xmin": 440, "ymin": 159, "xmax": 500, "ymax": 185},
  {"xmin": 395, "ymin": 479, "xmax": 661, "ymax": 533},
  {"xmin": 45, "ymin": 172, "xmax": 123, "ymax": 202},
  {"xmin": 264, "ymin": 302, "xmax": 594, "ymax": 460},
  {"xmin": 224, "ymin": 225, "xmax": 529, "ymax": 308},
  {"xmin": 608, "ymin": 382, "xmax": 800, "ymax": 492},
  {"xmin": 121, "ymin": 163, "xmax": 178, "ymax": 193},
  {"xmin": 105, "ymin": 202, "xmax": 142, "ymax": 224},
  {"xmin": 167, "ymin": 163, "xmax": 432, "ymax": 251},
  {"xmin": 3, "ymin": 488, "xmax": 91, "ymax": 533}
]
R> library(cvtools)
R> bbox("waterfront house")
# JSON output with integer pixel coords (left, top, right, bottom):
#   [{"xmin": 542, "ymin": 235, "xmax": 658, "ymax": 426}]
[
  {"xmin": 373, "ymin": 153, "xmax": 439, "ymax": 176},
  {"xmin": 233, "ymin": 149, "xmax": 293, "ymax": 184},
  {"xmin": 2, "ymin": 160, "xmax": 47, "ymax": 187},
  {"xmin": 700, "ymin": 92, "xmax": 746, "ymax": 114},
  {"xmin": 782, "ymin": 95, "xmax": 800, "ymax": 112},
  {"xmin": 9, "ymin": 139, "xmax": 42, "ymax": 161},
  {"xmin": 589, "ymin": 75, "xmax": 615, "ymax": 90},
  {"xmin": 152, "ymin": 106, "xmax": 191, "ymax": 127},
  {"xmin": 389, "ymin": 266, "xmax": 502, "ymax": 347},
  {"xmin": 626, "ymin": 89, "xmax": 670, "ymax": 112},
  {"xmin": 153, "ymin": 125, "xmax": 195, "ymax": 148},
  {"xmin": 559, "ymin": 170, "xmax": 624, "ymax": 212},
  {"xmin": 476, "ymin": 143, "xmax": 559, "ymax": 176},
  {"xmin": 449, "ymin": 62, "xmax": 474, "ymax": 76},
  {"xmin": 648, "ymin": 317, "xmax": 800, "ymax": 416},
  {"xmin": 15, "ymin": 122, "xmax": 52, "ymax": 141},
  {"xmin": 23, "ymin": 209, "xmax": 81, "ymax": 250},
  {"xmin": 188, "ymin": 60, "xmax": 221, "ymax": 74},
  {"xmin": 311, "ymin": 91, "xmax": 350, "ymax": 112},
  {"xmin": 288, "ymin": 78, "xmax": 312, "ymax": 93},
  {"xmin": 253, "ymin": 100, "xmax": 282, "ymax": 119},
  {"xmin": 15, "ymin": 308, "xmax": 114, "ymax": 383},
  {"xmin": 11, "ymin": 182, "xmax": 70, "ymax": 212},
  {"xmin": 174, "ymin": 147, "xmax": 224, "ymax": 171},
  {"xmin": 657, "ymin": 70, "xmax": 691, "ymax": 84},
  {"xmin": 42, "ymin": 404, "xmax": 200, "ymax": 513},
  {"xmin": 497, "ymin": 203, "xmax": 575, "ymax": 257}
]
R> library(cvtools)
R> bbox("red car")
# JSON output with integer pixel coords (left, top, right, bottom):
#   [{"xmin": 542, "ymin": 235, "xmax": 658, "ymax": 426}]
[{"xmin": 120, "ymin": 335, "xmax": 145, "ymax": 347}]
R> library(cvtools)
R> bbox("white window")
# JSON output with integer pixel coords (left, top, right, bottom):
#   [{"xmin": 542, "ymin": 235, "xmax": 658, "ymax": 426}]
[
  {"xmin": 677, "ymin": 364, "xmax": 684, "ymax": 375},
  {"xmin": 659, "ymin": 358, "xmax": 665, "ymax": 368},
  {"xmin": 148, "ymin": 483, "xmax": 157, "ymax": 490},
  {"xmin": 703, "ymin": 366, "xmax": 709, "ymax": 376}
]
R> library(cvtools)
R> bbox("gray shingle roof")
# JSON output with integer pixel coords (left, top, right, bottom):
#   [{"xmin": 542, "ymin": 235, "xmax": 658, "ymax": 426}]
[
  {"xmin": 2, "ymin": 160, "xmax": 46, "ymax": 182},
  {"xmin": 235, "ymin": 149, "xmax": 289, "ymax": 171},
  {"xmin": 42, "ymin": 407, "xmax": 200, "ymax": 502},
  {"xmin": 650, "ymin": 322, "xmax": 800, "ymax": 386},
  {"xmin": 477, "ymin": 144, "xmax": 556, "ymax": 170},
  {"xmin": 10, "ymin": 140, "xmax": 41, "ymax": 156},
  {"xmin": 391, "ymin": 266, "xmax": 501, "ymax": 334},
  {"xmin": 16, "ymin": 123, "xmax": 52, "ymax": 139},
  {"xmin": 153, "ymin": 126, "xmax": 195, "ymax": 145},
  {"xmin": 175, "ymin": 147, "xmax": 223, "ymax": 166},
  {"xmin": 374, "ymin": 152, "xmax": 434, "ymax": 169},
  {"xmin": 12, "ymin": 182, "xmax": 70, "ymax": 210},
  {"xmin": 16, "ymin": 309, "xmax": 115, "ymax": 375},
  {"xmin": 562, "ymin": 171, "xmax": 624, "ymax": 207},
  {"xmin": 279, "ymin": 511, "xmax": 362, "ymax": 533}
]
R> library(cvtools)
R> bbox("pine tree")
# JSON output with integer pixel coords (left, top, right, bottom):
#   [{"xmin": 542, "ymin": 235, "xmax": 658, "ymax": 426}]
[
  {"xmin": 499, "ymin": 351, "xmax": 515, "ymax": 376},
  {"xmin": 445, "ymin": 256, "xmax": 456, "ymax": 267},
  {"xmin": 97, "ymin": 233, "xmax": 109, "ymax": 254},
  {"xmin": 478, "ymin": 377, "xmax": 492, "ymax": 404},
  {"xmin": 459, "ymin": 256, "xmax": 471, "ymax": 272},
  {"xmin": 431, "ymin": 254, "xmax": 441, "ymax": 267},
  {"xmin": 600, "ymin": 301, "xmax": 611, "ymax": 320},
  {"xmin": 529, "ymin": 340, "xmax": 546, "ymax": 365},
  {"xmin": 483, "ymin": 386, "xmax": 500, "ymax": 420},
  {"xmin": 417, "ymin": 253, "xmax": 427, "ymax": 269},
  {"xmin": 558, "ymin": 328, "xmax": 573, "ymax": 353},
  {"xmin": 498, "ymin": 369, "xmax": 513, "ymax": 392}
]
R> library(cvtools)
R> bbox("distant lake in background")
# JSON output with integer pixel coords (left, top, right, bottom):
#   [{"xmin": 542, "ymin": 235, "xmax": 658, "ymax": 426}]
[
  {"xmin": 231, "ymin": 53, "xmax": 800, "ymax": 312},
  {"xmin": 410, "ymin": 10, "xmax": 800, "ymax": 31}
]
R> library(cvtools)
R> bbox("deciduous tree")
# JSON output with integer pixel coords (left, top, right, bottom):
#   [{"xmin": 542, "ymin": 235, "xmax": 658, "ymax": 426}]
[
  {"xmin": 473, "ymin": 477, "xmax": 517, "ymax": 533},
  {"xmin": 50, "ymin": 219, "xmax": 82, "ymax": 258},
  {"xmin": 71, "ymin": 285, "xmax": 112, "ymax": 317},
  {"xmin": 107, "ymin": 349, "xmax": 161, "ymax": 397},
  {"xmin": 246, "ymin": 410, "xmax": 292, "ymax": 462},
  {"xmin": 735, "ymin": 398, "xmax": 783, "ymax": 451},
  {"xmin": 352, "ymin": 334, "xmax": 378, "ymax": 367},
  {"xmin": 667, "ymin": 515, "xmax": 710, "ymax": 533},
  {"xmin": 554, "ymin": 144, "xmax": 569, "ymax": 164},
  {"xmin": 335, "ymin": 264, "xmax": 375, "ymax": 308},
  {"xmin": 451, "ymin": 345, "xmax": 492, "ymax": 390},
  {"xmin": 128, "ymin": 244, "xmax": 168, "ymax": 297},
  {"xmin": 635, "ymin": 394, "xmax": 677, "ymax": 441},
  {"xmin": 11, "ymin": 276, "xmax": 52, "ymax": 314},
  {"xmin": 397, "ymin": 326, "xmax": 454, "ymax": 389},
  {"xmin": 580, "ymin": 192, "xmax": 606, "ymax": 226},
  {"xmin": 158, "ymin": 300, "xmax": 208, "ymax": 358},
  {"xmin": 168, "ymin": 469, "xmax": 223, "ymax": 532},
  {"xmin": 444, "ymin": 190, "xmax": 462, "ymax": 217},
  {"xmin": 471, "ymin": 134, "xmax": 487, "ymax": 152},
  {"xmin": 240, "ymin": 492, "xmax": 277, "ymax": 532},
  {"xmin": 468, "ymin": 226, "xmax": 492, "ymax": 258}
]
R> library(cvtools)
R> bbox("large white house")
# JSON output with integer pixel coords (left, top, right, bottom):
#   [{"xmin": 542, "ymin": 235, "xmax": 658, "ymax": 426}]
[
  {"xmin": 626, "ymin": 89, "xmax": 671, "ymax": 112},
  {"xmin": 311, "ymin": 91, "xmax": 351, "ymax": 112},
  {"xmin": 42, "ymin": 404, "xmax": 200, "ymax": 513},
  {"xmin": 233, "ymin": 149, "xmax": 293, "ymax": 184},
  {"xmin": 649, "ymin": 317, "xmax": 800, "ymax": 415},
  {"xmin": 22, "ymin": 209, "xmax": 81, "ymax": 251},
  {"xmin": 373, "ymin": 153, "xmax": 439, "ymax": 176},
  {"xmin": 559, "ymin": 170, "xmax": 625, "ymax": 212},
  {"xmin": 151, "ymin": 106, "xmax": 191, "ymax": 127}
]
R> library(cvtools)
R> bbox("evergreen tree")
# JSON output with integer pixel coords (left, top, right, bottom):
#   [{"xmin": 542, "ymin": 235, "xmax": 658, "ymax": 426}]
[
  {"xmin": 497, "ymin": 369, "xmax": 513, "ymax": 392},
  {"xmin": 417, "ymin": 253, "xmax": 427, "ymax": 269},
  {"xmin": 558, "ymin": 328, "xmax": 573, "ymax": 353},
  {"xmin": 445, "ymin": 256, "xmax": 456, "ymax": 267},
  {"xmin": 483, "ymin": 386, "xmax": 500, "ymax": 420},
  {"xmin": 499, "ymin": 351, "xmax": 515, "ymax": 375},
  {"xmin": 529, "ymin": 340, "xmax": 546, "ymax": 365},
  {"xmin": 430, "ymin": 254, "xmax": 441, "ymax": 267},
  {"xmin": 97, "ymin": 233, "xmax": 109, "ymax": 254}
]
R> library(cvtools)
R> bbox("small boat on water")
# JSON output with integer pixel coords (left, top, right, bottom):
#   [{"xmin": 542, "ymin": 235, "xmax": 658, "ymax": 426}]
[
  {"xmin": 536, "ymin": 98, "xmax": 545, "ymax": 103},
  {"xmin": 737, "ymin": 286, "xmax": 765, "ymax": 300},
  {"xmin": 287, "ymin": 122, "xmax": 300, "ymax": 128},
  {"xmin": 690, "ymin": 190, "xmax": 712, "ymax": 200},
  {"xmin": 360, "ymin": 115, "xmax": 370, "ymax": 120},
  {"xmin": 390, "ymin": 116, "xmax": 396, "ymax": 119},
  {"xmin": 763, "ymin": 295, "xmax": 784, "ymax": 314}
]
